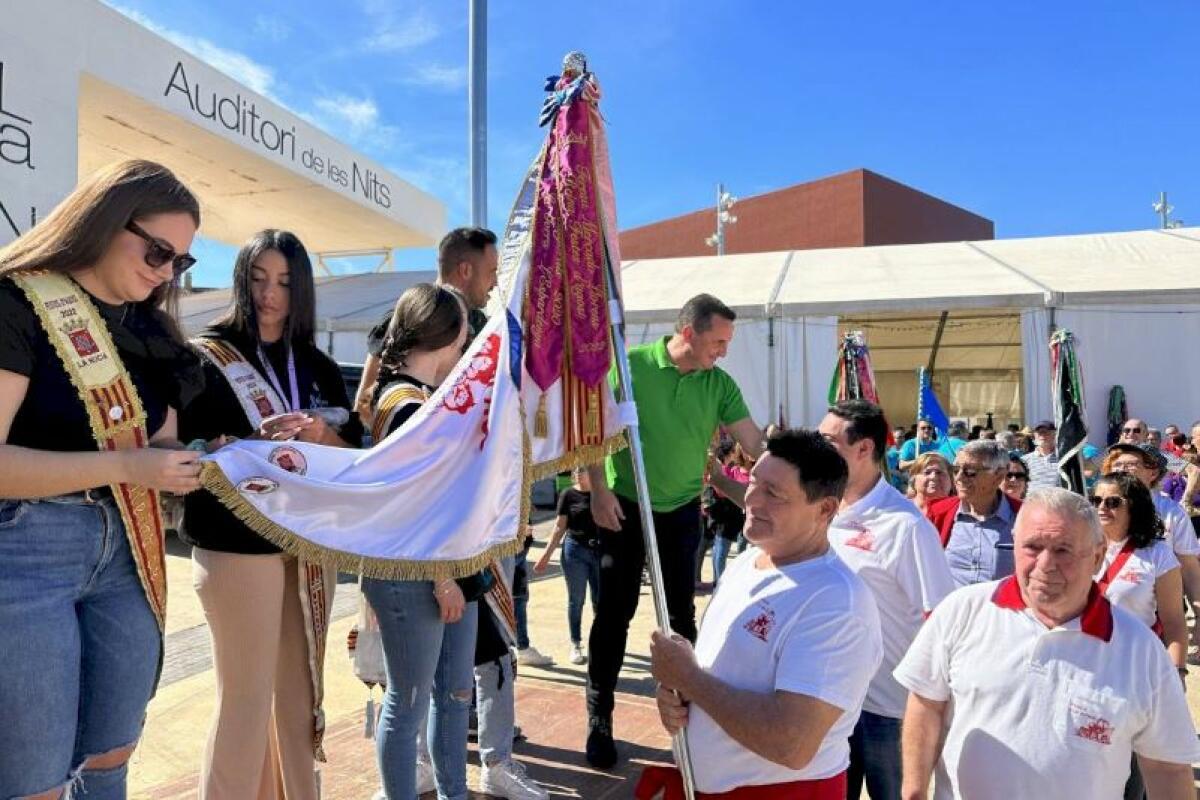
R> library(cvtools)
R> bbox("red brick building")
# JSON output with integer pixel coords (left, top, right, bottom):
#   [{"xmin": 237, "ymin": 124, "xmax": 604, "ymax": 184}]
[{"xmin": 619, "ymin": 168, "xmax": 993, "ymax": 259}]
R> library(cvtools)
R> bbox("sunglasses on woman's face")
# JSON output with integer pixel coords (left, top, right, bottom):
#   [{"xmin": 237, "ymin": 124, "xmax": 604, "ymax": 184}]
[
  {"xmin": 1005, "ymin": 472, "xmax": 1029, "ymax": 482},
  {"xmin": 125, "ymin": 221, "xmax": 197, "ymax": 278},
  {"xmin": 1088, "ymin": 495, "xmax": 1127, "ymax": 511}
]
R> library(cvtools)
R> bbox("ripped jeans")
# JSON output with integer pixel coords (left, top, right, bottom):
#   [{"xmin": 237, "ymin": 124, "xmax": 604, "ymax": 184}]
[
  {"xmin": 363, "ymin": 578, "xmax": 477, "ymax": 800},
  {"xmin": 0, "ymin": 494, "xmax": 161, "ymax": 799}
]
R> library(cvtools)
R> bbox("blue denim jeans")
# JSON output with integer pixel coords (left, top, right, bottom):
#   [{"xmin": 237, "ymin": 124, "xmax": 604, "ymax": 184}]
[
  {"xmin": 363, "ymin": 578, "xmax": 478, "ymax": 800},
  {"xmin": 513, "ymin": 546, "xmax": 531, "ymax": 650},
  {"xmin": 711, "ymin": 536, "xmax": 735, "ymax": 584},
  {"xmin": 846, "ymin": 710, "xmax": 902, "ymax": 800},
  {"xmin": 561, "ymin": 537, "xmax": 601, "ymax": 644},
  {"xmin": 0, "ymin": 494, "xmax": 162, "ymax": 799}
]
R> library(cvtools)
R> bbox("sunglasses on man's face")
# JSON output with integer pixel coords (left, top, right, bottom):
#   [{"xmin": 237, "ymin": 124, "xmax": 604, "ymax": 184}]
[
  {"xmin": 1088, "ymin": 495, "xmax": 1127, "ymax": 511},
  {"xmin": 953, "ymin": 465, "xmax": 987, "ymax": 479},
  {"xmin": 125, "ymin": 221, "xmax": 197, "ymax": 278},
  {"xmin": 1122, "ymin": 427, "xmax": 1143, "ymax": 435}
]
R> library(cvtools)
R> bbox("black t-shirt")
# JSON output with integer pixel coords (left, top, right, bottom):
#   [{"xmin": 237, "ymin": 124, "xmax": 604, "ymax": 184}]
[
  {"xmin": 0, "ymin": 278, "xmax": 202, "ymax": 453},
  {"xmin": 179, "ymin": 327, "xmax": 364, "ymax": 554},
  {"xmin": 557, "ymin": 487, "xmax": 600, "ymax": 544}
]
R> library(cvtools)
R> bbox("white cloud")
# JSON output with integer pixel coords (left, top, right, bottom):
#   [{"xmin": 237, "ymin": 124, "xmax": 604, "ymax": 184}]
[
  {"xmin": 253, "ymin": 15, "xmax": 291, "ymax": 43},
  {"xmin": 402, "ymin": 64, "xmax": 468, "ymax": 91},
  {"xmin": 362, "ymin": 4, "xmax": 439, "ymax": 52},
  {"xmin": 312, "ymin": 94, "xmax": 380, "ymax": 136},
  {"xmin": 106, "ymin": 3, "xmax": 276, "ymax": 98}
]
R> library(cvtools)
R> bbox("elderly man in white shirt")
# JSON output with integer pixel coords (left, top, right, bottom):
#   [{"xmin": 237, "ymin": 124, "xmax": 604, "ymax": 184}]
[
  {"xmin": 820, "ymin": 400, "xmax": 955, "ymax": 800},
  {"xmin": 895, "ymin": 487, "xmax": 1200, "ymax": 800},
  {"xmin": 642, "ymin": 428, "xmax": 882, "ymax": 799}
]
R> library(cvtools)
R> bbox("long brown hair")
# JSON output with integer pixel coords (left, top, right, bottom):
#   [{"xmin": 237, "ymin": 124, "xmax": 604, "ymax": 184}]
[
  {"xmin": 0, "ymin": 159, "xmax": 200, "ymax": 337},
  {"xmin": 372, "ymin": 283, "xmax": 464, "ymax": 406}
]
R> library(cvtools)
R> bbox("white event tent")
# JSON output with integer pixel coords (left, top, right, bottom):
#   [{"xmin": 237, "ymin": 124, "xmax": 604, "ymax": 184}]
[{"xmin": 181, "ymin": 226, "xmax": 1200, "ymax": 442}]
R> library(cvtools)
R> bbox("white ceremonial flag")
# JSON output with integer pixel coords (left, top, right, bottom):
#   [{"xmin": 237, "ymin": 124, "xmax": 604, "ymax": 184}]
[{"xmin": 199, "ymin": 190, "xmax": 625, "ymax": 581}]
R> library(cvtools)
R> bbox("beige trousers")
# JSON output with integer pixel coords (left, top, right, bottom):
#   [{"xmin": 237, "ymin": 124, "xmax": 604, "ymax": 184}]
[{"xmin": 193, "ymin": 548, "xmax": 334, "ymax": 800}]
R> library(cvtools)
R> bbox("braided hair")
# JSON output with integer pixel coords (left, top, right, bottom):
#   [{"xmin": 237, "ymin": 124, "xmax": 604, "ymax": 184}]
[{"xmin": 371, "ymin": 282, "xmax": 465, "ymax": 406}]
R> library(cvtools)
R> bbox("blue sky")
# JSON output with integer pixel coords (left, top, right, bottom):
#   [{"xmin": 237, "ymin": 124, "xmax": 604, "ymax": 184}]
[{"xmin": 104, "ymin": 1, "xmax": 1199, "ymax": 288}]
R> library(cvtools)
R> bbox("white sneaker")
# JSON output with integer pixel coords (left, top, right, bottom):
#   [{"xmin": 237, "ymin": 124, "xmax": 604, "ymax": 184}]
[
  {"xmin": 517, "ymin": 645, "xmax": 554, "ymax": 667},
  {"xmin": 416, "ymin": 757, "xmax": 436, "ymax": 794},
  {"xmin": 569, "ymin": 643, "xmax": 587, "ymax": 665},
  {"xmin": 480, "ymin": 759, "xmax": 550, "ymax": 800},
  {"xmin": 371, "ymin": 790, "xmax": 387, "ymax": 800}
]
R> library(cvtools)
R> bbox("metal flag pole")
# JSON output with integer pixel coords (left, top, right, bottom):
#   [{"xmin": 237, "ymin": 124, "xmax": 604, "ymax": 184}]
[{"xmin": 601, "ymin": 254, "xmax": 698, "ymax": 800}]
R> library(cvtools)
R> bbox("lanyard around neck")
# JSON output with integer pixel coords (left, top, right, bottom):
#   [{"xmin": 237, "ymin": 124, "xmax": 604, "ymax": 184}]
[{"xmin": 257, "ymin": 341, "xmax": 300, "ymax": 412}]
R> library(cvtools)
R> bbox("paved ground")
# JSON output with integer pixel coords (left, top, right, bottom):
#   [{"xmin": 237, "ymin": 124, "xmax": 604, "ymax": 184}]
[
  {"xmin": 127, "ymin": 518, "xmax": 1200, "ymax": 798},
  {"xmin": 128, "ymin": 515, "xmax": 681, "ymax": 799}
]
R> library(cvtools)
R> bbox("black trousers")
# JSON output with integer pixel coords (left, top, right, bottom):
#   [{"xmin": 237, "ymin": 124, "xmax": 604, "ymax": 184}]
[{"xmin": 586, "ymin": 494, "xmax": 702, "ymax": 719}]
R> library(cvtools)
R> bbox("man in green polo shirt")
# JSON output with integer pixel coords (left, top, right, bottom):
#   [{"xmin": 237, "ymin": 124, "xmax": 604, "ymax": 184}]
[{"xmin": 583, "ymin": 293, "xmax": 764, "ymax": 769}]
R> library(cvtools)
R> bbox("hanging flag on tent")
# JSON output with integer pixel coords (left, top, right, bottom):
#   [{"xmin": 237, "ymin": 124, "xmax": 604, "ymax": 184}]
[
  {"xmin": 828, "ymin": 331, "xmax": 881, "ymax": 405},
  {"xmin": 197, "ymin": 53, "xmax": 627, "ymax": 580},
  {"xmin": 917, "ymin": 366, "xmax": 950, "ymax": 439},
  {"xmin": 1106, "ymin": 385, "xmax": 1127, "ymax": 446},
  {"xmin": 1051, "ymin": 329, "xmax": 1088, "ymax": 494}
]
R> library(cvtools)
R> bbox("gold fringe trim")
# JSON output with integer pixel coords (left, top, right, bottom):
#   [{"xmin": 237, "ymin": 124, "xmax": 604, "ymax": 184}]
[
  {"xmin": 530, "ymin": 431, "xmax": 628, "ymax": 483},
  {"xmin": 200, "ymin": 461, "xmax": 525, "ymax": 581}
]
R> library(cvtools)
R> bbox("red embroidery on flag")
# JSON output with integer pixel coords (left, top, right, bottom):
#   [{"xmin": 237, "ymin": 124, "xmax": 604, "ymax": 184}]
[
  {"xmin": 1076, "ymin": 719, "xmax": 1113, "ymax": 745},
  {"xmin": 441, "ymin": 333, "xmax": 502, "ymax": 449},
  {"xmin": 743, "ymin": 603, "xmax": 776, "ymax": 642}
]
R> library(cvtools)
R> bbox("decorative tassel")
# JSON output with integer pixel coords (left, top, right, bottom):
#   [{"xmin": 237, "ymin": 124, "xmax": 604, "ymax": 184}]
[
  {"xmin": 534, "ymin": 394, "xmax": 549, "ymax": 438},
  {"xmin": 585, "ymin": 387, "xmax": 600, "ymax": 439}
]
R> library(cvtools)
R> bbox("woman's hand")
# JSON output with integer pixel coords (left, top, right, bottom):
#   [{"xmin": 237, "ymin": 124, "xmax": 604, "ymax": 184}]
[
  {"xmin": 533, "ymin": 553, "xmax": 552, "ymax": 574},
  {"xmin": 256, "ymin": 412, "xmax": 312, "ymax": 441},
  {"xmin": 433, "ymin": 579, "xmax": 465, "ymax": 623},
  {"xmin": 294, "ymin": 413, "xmax": 336, "ymax": 445},
  {"xmin": 121, "ymin": 448, "xmax": 203, "ymax": 494}
]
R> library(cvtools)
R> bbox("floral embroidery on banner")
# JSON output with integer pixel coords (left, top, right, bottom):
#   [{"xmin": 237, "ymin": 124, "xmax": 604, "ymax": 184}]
[{"xmin": 441, "ymin": 333, "xmax": 502, "ymax": 449}]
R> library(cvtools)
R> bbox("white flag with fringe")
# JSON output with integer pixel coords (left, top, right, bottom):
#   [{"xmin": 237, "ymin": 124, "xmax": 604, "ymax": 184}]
[{"xmin": 198, "ymin": 55, "xmax": 627, "ymax": 579}]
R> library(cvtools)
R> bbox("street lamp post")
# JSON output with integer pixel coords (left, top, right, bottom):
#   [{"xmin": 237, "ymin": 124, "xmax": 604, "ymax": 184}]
[
  {"xmin": 704, "ymin": 182, "xmax": 738, "ymax": 255},
  {"xmin": 1153, "ymin": 191, "xmax": 1184, "ymax": 230}
]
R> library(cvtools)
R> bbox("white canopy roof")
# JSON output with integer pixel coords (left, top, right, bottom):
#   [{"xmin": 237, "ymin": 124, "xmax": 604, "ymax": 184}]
[{"xmin": 618, "ymin": 227, "xmax": 1200, "ymax": 322}]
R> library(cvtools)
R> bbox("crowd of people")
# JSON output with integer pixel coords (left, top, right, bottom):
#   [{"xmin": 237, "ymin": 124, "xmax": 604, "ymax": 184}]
[{"xmin": 1, "ymin": 158, "xmax": 1199, "ymax": 800}]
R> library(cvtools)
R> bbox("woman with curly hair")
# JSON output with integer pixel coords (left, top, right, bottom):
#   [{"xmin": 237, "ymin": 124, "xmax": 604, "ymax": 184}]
[
  {"xmin": 1091, "ymin": 471, "xmax": 1187, "ymax": 798},
  {"xmin": 1091, "ymin": 473, "xmax": 1186, "ymax": 667}
]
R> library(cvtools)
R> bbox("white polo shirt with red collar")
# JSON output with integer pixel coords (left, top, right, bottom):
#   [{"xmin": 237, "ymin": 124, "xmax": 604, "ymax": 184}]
[
  {"xmin": 894, "ymin": 576, "xmax": 1200, "ymax": 800},
  {"xmin": 828, "ymin": 475, "xmax": 956, "ymax": 719},
  {"xmin": 688, "ymin": 546, "xmax": 883, "ymax": 793},
  {"xmin": 1097, "ymin": 538, "xmax": 1179, "ymax": 628}
]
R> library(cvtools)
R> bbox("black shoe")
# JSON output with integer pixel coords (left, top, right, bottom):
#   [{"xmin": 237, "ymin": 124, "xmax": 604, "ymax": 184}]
[{"xmin": 586, "ymin": 714, "xmax": 617, "ymax": 769}]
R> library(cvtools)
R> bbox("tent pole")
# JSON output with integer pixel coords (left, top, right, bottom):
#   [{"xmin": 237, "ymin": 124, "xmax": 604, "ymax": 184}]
[
  {"xmin": 926, "ymin": 310, "xmax": 949, "ymax": 374},
  {"xmin": 601, "ymin": 255, "xmax": 698, "ymax": 800}
]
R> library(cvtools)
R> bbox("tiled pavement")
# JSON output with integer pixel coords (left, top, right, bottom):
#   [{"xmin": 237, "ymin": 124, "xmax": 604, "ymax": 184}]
[{"xmin": 129, "ymin": 517, "xmax": 679, "ymax": 799}]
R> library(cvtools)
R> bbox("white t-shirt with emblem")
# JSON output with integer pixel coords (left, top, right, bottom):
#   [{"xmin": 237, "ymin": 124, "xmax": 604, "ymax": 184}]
[
  {"xmin": 894, "ymin": 578, "xmax": 1200, "ymax": 800},
  {"xmin": 828, "ymin": 476, "xmax": 956, "ymax": 719},
  {"xmin": 1154, "ymin": 492, "xmax": 1200, "ymax": 557},
  {"xmin": 688, "ymin": 547, "xmax": 883, "ymax": 793},
  {"xmin": 1097, "ymin": 538, "xmax": 1179, "ymax": 628}
]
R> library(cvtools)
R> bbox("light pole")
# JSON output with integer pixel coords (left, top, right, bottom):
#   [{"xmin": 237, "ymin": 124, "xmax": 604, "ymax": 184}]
[
  {"xmin": 468, "ymin": 0, "xmax": 487, "ymax": 227},
  {"xmin": 1153, "ymin": 191, "xmax": 1184, "ymax": 229},
  {"xmin": 704, "ymin": 183, "xmax": 737, "ymax": 255}
]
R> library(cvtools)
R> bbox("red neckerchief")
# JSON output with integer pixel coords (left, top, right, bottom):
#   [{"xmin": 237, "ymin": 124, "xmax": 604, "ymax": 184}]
[{"xmin": 1096, "ymin": 539, "xmax": 1138, "ymax": 596}]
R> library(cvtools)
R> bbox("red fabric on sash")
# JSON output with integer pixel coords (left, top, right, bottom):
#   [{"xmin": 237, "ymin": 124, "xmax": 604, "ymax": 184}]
[{"xmin": 635, "ymin": 766, "xmax": 846, "ymax": 800}]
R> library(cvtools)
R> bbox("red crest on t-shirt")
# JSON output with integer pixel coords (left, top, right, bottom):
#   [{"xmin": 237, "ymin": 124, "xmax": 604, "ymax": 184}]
[{"xmin": 743, "ymin": 603, "xmax": 776, "ymax": 642}]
